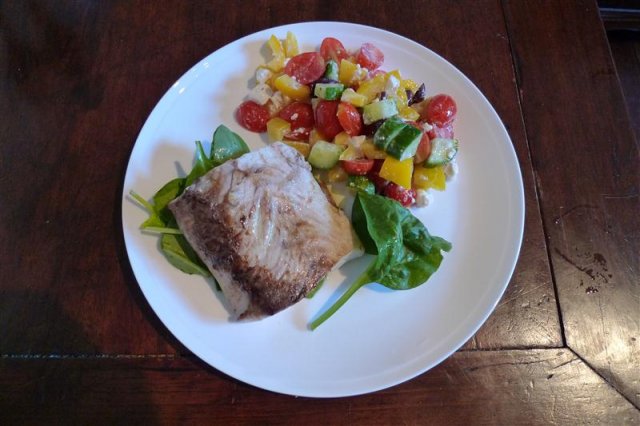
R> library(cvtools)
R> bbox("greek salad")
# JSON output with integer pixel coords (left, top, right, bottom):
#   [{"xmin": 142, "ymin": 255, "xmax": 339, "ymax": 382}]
[{"xmin": 236, "ymin": 33, "xmax": 459, "ymax": 208}]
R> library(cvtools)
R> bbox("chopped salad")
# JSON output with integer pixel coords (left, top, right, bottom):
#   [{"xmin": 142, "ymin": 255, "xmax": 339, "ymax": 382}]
[{"xmin": 236, "ymin": 33, "xmax": 459, "ymax": 208}]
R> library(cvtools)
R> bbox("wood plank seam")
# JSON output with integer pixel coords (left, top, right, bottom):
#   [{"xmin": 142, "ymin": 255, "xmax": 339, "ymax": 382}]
[
  {"xmin": 567, "ymin": 347, "xmax": 640, "ymax": 410},
  {"xmin": 499, "ymin": 0, "xmax": 568, "ymax": 348},
  {"xmin": 500, "ymin": 0, "xmax": 639, "ymax": 409}
]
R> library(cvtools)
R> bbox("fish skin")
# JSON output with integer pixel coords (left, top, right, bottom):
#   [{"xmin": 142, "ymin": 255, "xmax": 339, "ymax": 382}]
[{"xmin": 169, "ymin": 142, "xmax": 354, "ymax": 320}]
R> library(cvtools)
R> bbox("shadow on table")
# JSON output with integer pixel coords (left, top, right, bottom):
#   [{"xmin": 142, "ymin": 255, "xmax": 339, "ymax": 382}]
[{"xmin": 0, "ymin": 290, "xmax": 159, "ymax": 423}]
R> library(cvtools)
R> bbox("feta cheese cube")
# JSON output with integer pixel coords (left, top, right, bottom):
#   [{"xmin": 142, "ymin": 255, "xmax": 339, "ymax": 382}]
[
  {"xmin": 255, "ymin": 68, "xmax": 273, "ymax": 84},
  {"xmin": 444, "ymin": 159, "xmax": 459, "ymax": 181},
  {"xmin": 248, "ymin": 83, "xmax": 273, "ymax": 105},
  {"xmin": 415, "ymin": 189, "xmax": 433, "ymax": 207}
]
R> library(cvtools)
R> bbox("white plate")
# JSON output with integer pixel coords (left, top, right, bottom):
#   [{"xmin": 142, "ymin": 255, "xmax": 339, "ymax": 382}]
[{"xmin": 122, "ymin": 22, "xmax": 524, "ymax": 397}]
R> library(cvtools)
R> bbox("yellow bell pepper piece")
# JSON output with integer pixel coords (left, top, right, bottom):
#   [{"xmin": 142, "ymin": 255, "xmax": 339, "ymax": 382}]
[
  {"xmin": 394, "ymin": 86, "xmax": 409, "ymax": 110},
  {"xmin": 326, "ymin": 165, "xmax": 348, "ymax": 183},
  {"xmin": 338, "ymin": 145, "xmax": 361, "ymax": 161},
  {"xmin": 361, "ymin": 139, "xmax": 387, "ymax": 159},
  {"xmin": 333, "ymin": 131, "xmax": 351, "ymax": 147},
  {"xmin": 356, "ymin": 73, "xmax": 386, "ymax": 102},
  {"xmin": 413, "ymin": 165, "xmax": 446, "ymax": 191},
  {"xmin": 386, "ymin": 70, "xmax": 402, "ymax": 82},
  {"xmin": 379, "ymin": 156, "xmax": 413, "ymax": 189},
  {"xmin": 273, "ymin": 74, "xmax": 310, "ymax": 101},
  {"xmin": 266, "ymin": 117, "xmax": 290, "ymax": 142},
  {"xmin": 340, "ymin": 88, "xmax": 368, "ymax": 107},
  {"xmin": 398, "ymin": 106, "xmax": 420, "ymax": 121},
  {"xmin": 283, "ymin": 141, "xmax": 311, "ymax": 158},
  {"xmin": 308, "ymin": 128, "xmax": 326, "ymax": 147},
  {"xmin": 284, "ymin": 31, "xmax": 299, "ymax": 57},
  {"xmin": 401, "ymin": 78, "xmax": 420, "ymax": 93},
  {"xmin": 339, "ymin": 59, "xmax": 360, "ymax": 86},
  {"xmin": 267, "ymin": 35, "xmax": 286, "ymax": 72}
]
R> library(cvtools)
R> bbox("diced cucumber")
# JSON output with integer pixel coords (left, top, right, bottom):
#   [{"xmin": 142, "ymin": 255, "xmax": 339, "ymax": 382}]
[
  {"xmin": 347, "ymin": 175, "xmax": 375, "ymax": 194},
  {"xmin": 385, "ymin": 124, "xmax": 422, "ymax": 160},
  {"xmin": 362, "ymin": 99, "xmax": 398, "ymax": 125},
  {"xmin": 426, "ymin": 138, "xmax": 459, "ymax": 166},
  {"xmin": 324, "ymin": 60, "xmax": 339, "ymax": 81},
  {"xmin": 373, "ymin": 116, "xmax": 404, "ymax": 150},
  {"xmin": 314, "ymin": 83, "xmax": 345, "ymax": 100},
  {"xmin": 308, "ymin": 141, "xmax": 345, "ymax": 169}
]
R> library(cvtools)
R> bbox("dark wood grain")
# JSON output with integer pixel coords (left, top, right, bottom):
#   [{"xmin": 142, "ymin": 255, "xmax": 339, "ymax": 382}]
[
  {"xmin": 503, "ymin": 0, "xmax": 640, "ymax": 406},
  {"xmin": 608, "ymin": 31, "xmax": 640, "ymax": 146},
  {"xmin": 1, "ymin": 0, "xmax": 638, "ymax": 420},
  {"xmin": 0, "ymin": 0, "xmax": 559, "ymax": 355},
  {"xmin": 1, "ymin": 350, "xmax": 637, "ymax": 424}
]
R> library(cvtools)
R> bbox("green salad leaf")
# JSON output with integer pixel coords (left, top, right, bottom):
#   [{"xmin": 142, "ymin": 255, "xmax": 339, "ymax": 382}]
[
  {"xmin": 309, "ymin": 191, "xmax": 452, "ymax": 330},
  {"xmin": 184, "ymin": 141, "xmax": 212, "ymax": 188},
  {"xmin": 130, "ymin": 124, "xmax": 249, "ymax": 277},
  {"xmin": 161, "ymin": 232, "xmax": 210, "ymax": 276},
  {"xmin": 211, "ymin": 124, "xmax": 250, "ymax": 166}
]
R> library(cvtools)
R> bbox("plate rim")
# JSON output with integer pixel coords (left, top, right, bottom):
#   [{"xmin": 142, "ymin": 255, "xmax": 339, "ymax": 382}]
[{"xmin": 121, "ymin": 21, "xmax": 525, "ymax": 397}]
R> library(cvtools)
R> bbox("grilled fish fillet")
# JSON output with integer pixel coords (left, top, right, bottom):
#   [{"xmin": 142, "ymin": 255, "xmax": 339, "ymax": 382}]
[{"xmin": 169, "ymin": 142, "xmax": 355, "ymax": 320}]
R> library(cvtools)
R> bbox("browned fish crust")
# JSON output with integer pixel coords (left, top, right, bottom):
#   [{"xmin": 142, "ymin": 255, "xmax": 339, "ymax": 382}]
[{"xmin": 169, "ymin": 143, "xmax": 354, "ymax": 319}]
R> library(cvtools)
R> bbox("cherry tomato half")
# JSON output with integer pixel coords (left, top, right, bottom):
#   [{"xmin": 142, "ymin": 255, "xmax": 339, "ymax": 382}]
[
  {"xmin": 314, "ymin": 100, "xmax": 342, "ymax": 139},
  {"xmin": 408, "ymin": 121, "xmax": 431, "ymax": 164},
  {"xmin": 425, "ymin": 94, "xmax": 457, "ymax": 126},
  {"xmin": 367, "ymin": 160, "xmax": 388, "ymax": 193},
  {"xmin": 236, "ymin": 101, "xmax": 270, "ymax": 132},
  {"xmin": 384, "ymin": 182, "xmax": 416, "ymax": 207},
  {"xmin": 336, "ymin": 102, "xmax": 363, "ymax": 136},
  {"xmin": 356, "ymin": 42, "xmax": 384, "ymax": 70},
  {"xmin": 320, "ymin": 37, "xmax": 349, "ymax": 63},
  {"xmin": 341, "ymin": 159, "xmax": 374, "ymax": 175},
  {"xmin": 284, "ymin": 52, "xmax": 325, "ymax": 85},
  {"xmin": 278, "ymin": 102, "xmax": 314, "ymax": 141}
]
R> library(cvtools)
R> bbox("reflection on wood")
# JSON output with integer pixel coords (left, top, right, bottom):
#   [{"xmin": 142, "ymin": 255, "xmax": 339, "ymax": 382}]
[
  {"xmin": 503, "ymin": 0, "xmax": 640, "ymax": 406},
  {"xmin": 1, "ymin": 350, "xmax": 637, "ymax": 423}
]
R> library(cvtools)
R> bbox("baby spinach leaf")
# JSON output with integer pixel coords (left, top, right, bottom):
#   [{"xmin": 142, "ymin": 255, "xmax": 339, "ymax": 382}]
[
  {"xmin": 152, "ymin": 178, "xmax": 185, "ymax": 224},
  {"xmin": 130, "ymin": 190, "xmax": 166, "ymax": 229},
  {"xmin": 310, "ymin": 191, "xmax": 451, "ymax": 330},
  {"xmin": 130, "ymin": 125, "xmax": 250, "ymax": 279},
  {"xmin": 161, "ymin": 233, "xmax": 210, "ymax": 276},
  {"xmin": 211, "ymin": 125, "xmax": 250, "ymax": 166},
  {"xmin": 185, "ymin": 141, "xmax": 213, "ymax": 187}
]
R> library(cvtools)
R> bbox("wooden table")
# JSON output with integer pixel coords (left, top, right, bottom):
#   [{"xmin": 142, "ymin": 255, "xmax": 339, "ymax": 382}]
[{"xmin": 1, "ymin": 1, "xmax": 638, "ymax": 423}]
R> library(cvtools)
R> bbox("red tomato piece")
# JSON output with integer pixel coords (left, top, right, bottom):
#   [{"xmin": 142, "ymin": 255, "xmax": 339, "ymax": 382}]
[
  {"xmin": 320, "ymin": 37, "xmax": 349, "ymax": 63},
  {"xmin": 236, "ymin": 101, "xmax": 269, "ymax": 132},
  {"xmin": 425, "ymin": 94, "xmax": 457, "ymax": 126},
  {"xmin": 407, "ymin": 121, "xmax": 431, "ymax": 164},
  {"xmin": 356, "ymin": 42, "xmax": 384, "ymax": 70},
  {"xmin": 341, "ymin": 159, "xmax": 374, "ymax": 175},
  {"xmin": 314, "ymin": 100, "xmax": 342, "ymax": 139},
  {"xmin": 284, "ymin": 52, "xmax": 325, "ymax": 84},
  {"xmin": 414, "ymin": 133, "xmax": 432, "ymax": 164},
  {"xmin": 278, "ymin": 102, "xmax": 314, "ymax": 141},
  {"xmin": 367, "ymin": 160, "xmax": 388, "ymax": 193},
  {"xmin": 336, "ymin": 102, "xmax": 363, "ymax": 136},
  {"xmin": 384, "ymin": 182, "xmax": 416, "ymax": 207}
]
